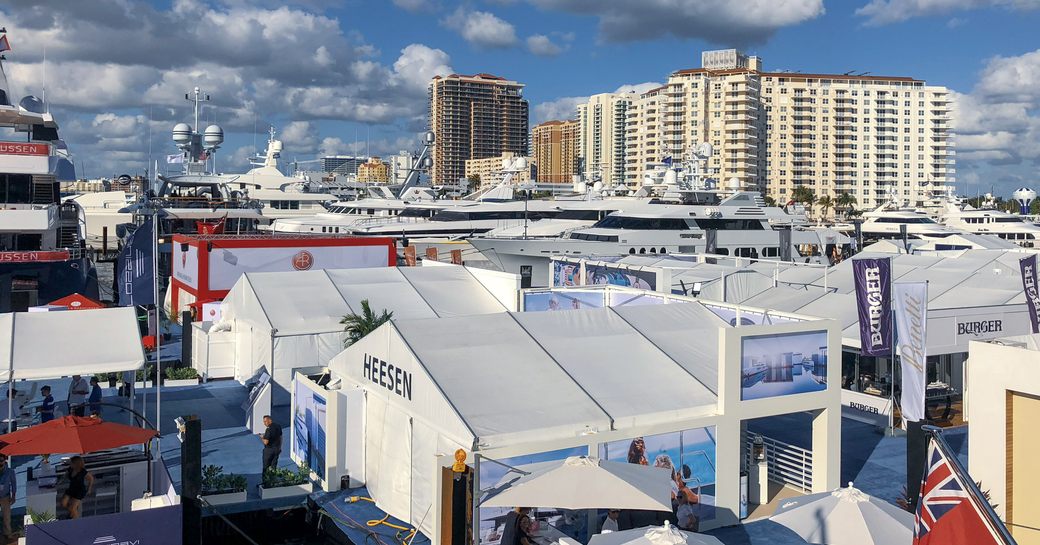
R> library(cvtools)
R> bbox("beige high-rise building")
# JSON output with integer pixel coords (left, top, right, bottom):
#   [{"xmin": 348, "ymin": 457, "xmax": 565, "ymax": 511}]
[
  {"xmin": 429, "ymin": 73, "xmax": 529, "ymax": 186},
  {"xmin": 357, "ymin": 156, "xmax": 390, "ymax": 184},
  {"xmin": 464, "ymin": 152, "xmax": 534, "ymax": 190},
  {"xmin": 577, "ymin": 93, "xmax": 633, "ymax": 186},
  {"xmin": 531, "ymin": 120, "xmax": 579, "ymax": 183},
  {"xmin": 622, "ymin": 49, "xmax": 954, "ymax": 210}
]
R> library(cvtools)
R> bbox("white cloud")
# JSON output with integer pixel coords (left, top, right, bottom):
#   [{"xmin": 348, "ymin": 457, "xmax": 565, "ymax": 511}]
[
  {"xmin": 613, "ymin": 82, "xmax": 662, "ymax": 95},
  {"xmin": 279, "ymin": 121, "xmax": 320, "ymax": 153},
  {"xmin": 526, "ymin": 34, "xmax": 563, "ymax": 57},
  {"xmin": 391, "ymin": 44, "xmax": 454, "ymax": 89},
  {"xmin": 392, "ymin": 0, "xmax": 431, "ymax": 12},
  {"xmin": 529, "ymin": 0, "xmax": 823, "ymax": 45},
  {"xmin": 532, "ymin": 82, "xmax": 662, "ymax": 124},
  {"xmin": 442, "ymin": 7, "xmax": 518, "ymax": 48},
  {"xmin": 855, "ymin": 0, "xmax": 1039, "ymax": 25}
]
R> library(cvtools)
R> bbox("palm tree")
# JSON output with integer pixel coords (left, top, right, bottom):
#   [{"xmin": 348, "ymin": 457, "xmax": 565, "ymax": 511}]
[
  {"xmin": 817, "ymin": 195, "xmax": 834, "ymax": 221},
  {"xmin": 836, "ymin": 192, "xmax": 857, "ymax": 219},
  {"xmin": 341, "ymin": 299, "xmax": 393, "ymax": 347},
  {"xmin": 791, "ymin": 186, "xmax": 816, "ymax": 217}
]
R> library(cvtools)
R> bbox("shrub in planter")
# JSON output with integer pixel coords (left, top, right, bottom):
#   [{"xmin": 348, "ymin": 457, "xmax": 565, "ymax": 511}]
[
  {"xmin": 202, "ymin": 465, "xmax": 247, "ymax": 494},
  {"xmin": 134, "ymin": 365, "xmax": 155, "ymax": 385},
  {"xmin": 164, "ymin": 367, "xmax": 199, "ymax": 384},
  {"xmin": 94, "ymin": 373, "xmax": 118, "ymax": 388},
  {"xmin": 262, "ymin": 463, "xmax": 310, "ymax": 489}
]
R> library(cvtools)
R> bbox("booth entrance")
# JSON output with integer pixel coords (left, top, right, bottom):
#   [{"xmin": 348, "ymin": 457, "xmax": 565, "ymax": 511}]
[{"xmin": 439, "ymin": 465, "xmax": 473, "ymax": 545}]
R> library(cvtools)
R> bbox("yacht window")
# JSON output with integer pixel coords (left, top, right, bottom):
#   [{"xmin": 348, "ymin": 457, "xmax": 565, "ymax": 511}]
[
  {"xmin": 714, "ymin": 248, "xmax": 730, "ymax": 256},
  {"xmin": 568, "ymin": 232, "xmax": 619, "ymax": 242},
  {"xmin": 692, "ymin": 218, "xmax": 766, "ymax": 230},
  {"xmin": 368, "ymin": 209, "xmax": 376, "ymax": 215},
  {"xmin": 556, "ymin": 209, "xmax": 608, "ymax": 221},
  {"xmin": 592, "ymin": 216, "xmax": 692, "ymax": 230},
  {"xmin": 0, "ymin": 174, "xmax": 33, "ymax": 204},
  {"xmin": 629, "ymin": 248, "xmax": 636, "ymax": 254},
  {"xmin": 993, "ymin": 217, "xmax": 1027, "ymax": 223},
  {"xmin": 763, "ymin": 247, "xmax": 780, "ymax": 258},
  {"xmin": 399, "ymin": 208, "xmax": 435, "ymax": 218},
  {"xmin": 639, "ymin": 248, "xmax": 646, "ymax": 254},
  {"xmin": 660, "ymin": 247, "xmax": 666, "ymax": 254},
  {"xmin": 874, "ymin": 217, "xmax": 935, "ymax": 224}
]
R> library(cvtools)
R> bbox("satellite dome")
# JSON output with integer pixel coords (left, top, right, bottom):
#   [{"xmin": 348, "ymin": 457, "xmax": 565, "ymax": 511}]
[
  {"xmin": 18, "ymin": 96, "xmax": 45, "ymax": 114},
  {"xmin": 1012, "ymin": 187, "xmax": 1036, "ymax": 214},
  {"xmin": 203, "ymin": 125, "xmax": 224, "ymax": 148},
  {"xmin": 663, "ymin": 169, "xmax": 678, "ymax": 185},
  {"xmin": 172, "ymin": 123, "xmax": 192, "ymax": 145},
  {"xmin": 727, "ymin": 177, "xmax": 741, "ymax": 190},
  {"xmin": 424, "ymin": 131, "xmax": 435, "ymax": 144},
  {"xmin": 514, "ymin": 157, "xmax": 528, "ymax": 169}
]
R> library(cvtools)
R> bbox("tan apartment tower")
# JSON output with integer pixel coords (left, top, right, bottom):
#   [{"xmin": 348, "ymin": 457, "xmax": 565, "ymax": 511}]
[
  {"xmin": 429, "ymin": 73, "xmax": 529, "ymax": 186},
  {"xmin": 531, "ymin": 119, "xmax": 579, "ymax": 184},
  {"xmin": 577, "ymin": 93, "xmax": 633, "ymax": 187}
]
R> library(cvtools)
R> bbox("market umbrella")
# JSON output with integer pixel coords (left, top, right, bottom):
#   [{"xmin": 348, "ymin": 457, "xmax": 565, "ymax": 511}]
[
  {"xmin": 588, "ymin": 521, "xmax": 724, "ymax": 545},
  {"xmin": 481, "ymin": 456, "xmax": 672, "ymax": 512},
  {"xmin": 0, "ymin": 416, "xmax": 158, "ymax": 455},
  {"xmin": 770, "ymin": 482, "xmax": 914, "ymax": 545}
]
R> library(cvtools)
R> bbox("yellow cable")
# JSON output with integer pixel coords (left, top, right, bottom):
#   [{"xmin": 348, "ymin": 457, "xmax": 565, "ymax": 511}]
[{"xmin": 349, "ymin": 496, "xmax": 418, "ymax": 541}]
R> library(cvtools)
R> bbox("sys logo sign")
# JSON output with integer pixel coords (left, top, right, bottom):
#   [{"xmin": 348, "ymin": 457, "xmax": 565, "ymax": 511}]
[
  {"xmin": 26, "ymin": 504, "xmax": 182, "ymax": 545},
  {"xmin": 94, "ymin": 537, "xmax": 140, "ymax": 545}
]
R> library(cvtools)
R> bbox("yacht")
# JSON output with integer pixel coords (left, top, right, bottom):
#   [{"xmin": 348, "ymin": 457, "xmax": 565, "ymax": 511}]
[
  {"xmin": 0, "ymin": 44, "xmax": 99, "ymax": 310},
  {"xmin": 469, "ymin": 191, "xmax": 850, "ymax": 285},
  {"xmin": 480, "ymin": 198, "xmax": 648, "ymax": 239},
  {"xmin": 66, "ymin": 189, "xmax": 136, "ymax": 248},
  {"xmin": 834, "ymin": 202, "xmax": 962, "ymax": 242},
  {"xmin": 941, "ymin": 199, "xmax": 1040, "ymax": 248},
  {"xmin": 347, "ymin": 198, "xmax": 567, "ymax": 239}
]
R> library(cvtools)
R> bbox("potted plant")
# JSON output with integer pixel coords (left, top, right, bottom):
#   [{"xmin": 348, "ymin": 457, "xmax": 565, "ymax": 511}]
[
  {"xmin": 164, "ymin": 366, "xmax": 200, "ymax": 387},
  {"xmin": 134, "ymin": 365, "xmax": 154, "ymax": 389},
  {"xmin": 24, "ymin": 507, "xmax": 57, "ymax": 527},
  {"xmin": 259, "ymin": 463, "xmax": 313, "ymax": 499},
  {"xmin": 95, "ymin": 372, "xmax": 118, "ymax": 388},
  {"xmin": 200, "ymin": 465, "xmax": 248, "ymax": 505}
]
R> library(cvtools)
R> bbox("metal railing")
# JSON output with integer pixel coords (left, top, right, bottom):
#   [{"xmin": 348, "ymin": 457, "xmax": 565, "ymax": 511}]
[{"xmin": 744, "ymin": 434, "xmax": 813, "ymax": 493}]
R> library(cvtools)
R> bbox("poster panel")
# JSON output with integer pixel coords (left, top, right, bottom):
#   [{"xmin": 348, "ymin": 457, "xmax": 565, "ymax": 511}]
[
  {"xmin": 585, "ymin": 263, "xmax": 656, "ymax": 290},
  {"xmin": 293, "ymin": 378, "xmax": 328, "ymax": 479},
  {"xmin": 478, "ymin": 446, "xmax": 588, "ymax": 544},
  {"xmin": 553, "ymin": 260, "xmax": 582, "ymax": 287},
  {"xmin": 740, "ymin": 331, "xmax": 828, "ymax": 401},
  {"xmin": 523, "ymin": 290, "xmax": 606, "ymax": 312},
  {"xmin": 208, "ymin": 245, "xmax": 391, "ymax": 291},
  {"xmin": 598, "ymin": 426, "xmax": 717, "ymax": 527}
]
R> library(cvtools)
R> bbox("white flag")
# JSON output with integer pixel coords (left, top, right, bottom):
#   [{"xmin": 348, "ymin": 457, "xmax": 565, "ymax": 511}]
[
  {"xmin": 166, "ymin": 153, "xmax": 184, "ymax": 164},
  {"xmin": 894, "ymin": 282, "xmax": 927, "ymax": 425}
]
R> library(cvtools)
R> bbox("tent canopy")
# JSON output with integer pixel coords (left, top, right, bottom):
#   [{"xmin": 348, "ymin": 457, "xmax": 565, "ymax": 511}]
[{"xmin": 0, "ymin": 307, "xmax": 144, "ymax": 381}]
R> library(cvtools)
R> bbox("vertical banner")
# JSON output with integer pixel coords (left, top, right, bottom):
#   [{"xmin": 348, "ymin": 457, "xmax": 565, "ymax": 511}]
[
  {"xmin": 852, "ymin": 257, "xmax": 892, "ymax": 356},
  {"xmin": 894, "ymin": 282, "xmax": 927, "ymax": 425},
  {"xmin": 1021, "ymin": 255, "xmax": 1040, "ymax": 334},
  {"xmin": 403, "ymin": 246, "xmax": 416, "ymax": 267},
  {"xmin": 117, "ymin": 218, "xmax": 155, "ymax": 306},
  {"xmin": 424, "ymin": 247, "xmax": 438, "ymax": 262}
]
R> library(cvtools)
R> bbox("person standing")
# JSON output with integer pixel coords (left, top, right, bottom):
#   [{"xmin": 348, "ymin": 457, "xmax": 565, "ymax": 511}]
[
  {"xmin": 500, "ymin": 507, "xmax": 530, "ymax": 545},
  {"xmin": 88, "ymin": 377, "xmax": 103, "ymax": 417},
  {"xmin": 61, "ymin": 456, "xmax": 93, "ymax": 519},
  {"xmin": 0, "ymin": 455, "xmax": 15, "ymax": 536},
  {"xmin": 38, "ymin": 385, "xmax": 55, "ymax": 423},
  {"xmin": 258, "ymin": 415, "xmax": 282, "ymax": 473},
  {"xmin": 67, "ymin": 375, "xmax": 89, "ymax": 417}
]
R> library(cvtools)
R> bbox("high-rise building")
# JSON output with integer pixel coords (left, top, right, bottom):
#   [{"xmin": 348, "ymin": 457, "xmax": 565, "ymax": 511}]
[
  {"xmin": 429, "ymin": 73, "xmax": 529, "ymax": 186},
  {"xmin": 388, "ymin": 151, "xmax": 415, "ymax": 185},
  {"xmin": 531, "ymin": 119, "xmax": 579, "ymax": 184},
  {"xmin": 357, "ymin": 157, "xmax": 390, "ymax": 184},
  {"xmin": 577, "ymin": 93, "xmax": 632, "ymax": 186},
  {"xmin": 464, "ymin": 152, "xmax": 534, "ymax": 190},
  {"xmin": 321, "ymin": 155, "xmax": 367, "ymax": 175},
  {"xmin": 622, "ymin": 49, "xmax": 954, "ymax": 210}
]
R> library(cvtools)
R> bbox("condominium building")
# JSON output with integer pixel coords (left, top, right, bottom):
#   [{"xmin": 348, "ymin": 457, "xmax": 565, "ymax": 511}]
[
  {"xmin": 464, "ymin": 152, "xmax": 534, "ymax": 190},
  {"xmin": 429, "ymin": 73, "xmax": 529, "ymax": 186},
  {"xmin": 622, "ymin": 49, "xmax": 953, "ymax": 209},
  {"xmin": 531, "ymin": 119, "xmax": 579, "ymax": 184},
  {"xmin": 357, "ymin": 157, "xmax": 390, "ymax": 184},
  {"xmin": 577, "ymin": 93, "xmax": 632, "ymax": 186},
  {"xmin": 388, "ymin": 151, "xmax": 415, "ymax": 185}
]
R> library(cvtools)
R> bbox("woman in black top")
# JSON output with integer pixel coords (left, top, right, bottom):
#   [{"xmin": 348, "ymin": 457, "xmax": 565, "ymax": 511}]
[{"xmin": 61, "ymin": 456, "xmax": 94, "ymax": 519}]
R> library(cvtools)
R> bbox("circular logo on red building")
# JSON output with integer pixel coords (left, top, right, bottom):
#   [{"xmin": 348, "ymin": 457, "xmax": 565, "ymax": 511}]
[{"xmin": 292, "ymin": 250, "xmax": 314, "ymax": 271}]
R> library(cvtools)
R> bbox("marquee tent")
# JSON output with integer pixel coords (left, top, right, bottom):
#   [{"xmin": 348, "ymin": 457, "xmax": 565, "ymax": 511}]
[{"xmin": 195, "ymin": 265, "xmax": 510, "ymax": 399}]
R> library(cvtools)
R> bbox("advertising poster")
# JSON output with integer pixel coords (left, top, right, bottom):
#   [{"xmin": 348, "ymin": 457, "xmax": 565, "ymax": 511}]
[
  {"xmin": 523, "ymin": 290, "xmax": 606, "ymax": 311},
  {"xmin": 598, "ymin": 427, "xmax": 717, "ymax": 527},
  {"xmin": 852, "ymin": 257, "xmax": 892, "ymax": 357},
  {"xmin": 553, "ymin": 261, "xmax": 582, "ymax": 287},
  {"xmin": 741, "ymin": 331, "xmax": 828, "ymax": 401},
  {"xmin": 585, "ymin": 263, "xmax": 656, "ymax": 290},
  {"xmin": 293, "ymin": 379, "xmax": 328, "ymax": 479},
  {"xmin": 478, "ymin": 446, "xmax": 588, "ymax": 544}
]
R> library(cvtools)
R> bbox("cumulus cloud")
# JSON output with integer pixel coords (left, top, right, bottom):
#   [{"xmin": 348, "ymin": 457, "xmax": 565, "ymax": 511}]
[
  {"xmin": 442, "ymin": 7, "xmax": 518, "ymax": 48},
  {"xmin": 532, "ymin": 82, "xmax": 662, "ymax": 124},
  {"xmin": 856, "ymin": 0, "xmax": 1039, "ymax": 25},
  {"xmin": 528, "ymin": 0, "xmax": 823, "ymax": 45},
  {"xmin": 526, "ymin": 34, "xmax": 563, "ymax": 57}
]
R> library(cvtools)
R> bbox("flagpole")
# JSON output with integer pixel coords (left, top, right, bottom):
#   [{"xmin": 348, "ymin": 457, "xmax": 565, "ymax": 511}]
[
  {"xmin": 152, "ymin": 206, "xmax": 161, "ymax": 435},
  {"xmin": 888, "ymin": 256, "xmax": 896, "ymax": 434},
  {"xmin": 921, "ymin": 425, "xmax": 1017, "ymax": 545}
]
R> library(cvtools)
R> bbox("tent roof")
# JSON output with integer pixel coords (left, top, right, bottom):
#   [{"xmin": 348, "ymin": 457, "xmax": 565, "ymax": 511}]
[
  {"xmin": 229, "ymin": 266, "xmax": 508, "ymax": 336},
  {"xmin": 363, "ymin": 303, "xmax": 723, "ymax": 447},
  {"xmin": 0, "ymin": 307, "xmax": 145, "ymax": 380}
]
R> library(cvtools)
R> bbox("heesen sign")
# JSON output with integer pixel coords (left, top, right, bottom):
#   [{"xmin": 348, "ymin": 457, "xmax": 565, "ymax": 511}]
[
  {"xmin": 362, "ymin": 353, "xmax": 413, "ymax": 401},
  {"xmin": 0, "ymin": 142, "xmax": 48, "ymax": 156}
]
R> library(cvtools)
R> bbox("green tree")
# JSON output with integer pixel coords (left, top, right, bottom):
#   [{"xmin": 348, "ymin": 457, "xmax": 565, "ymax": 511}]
[
  {"xmin": 467, "ymin": 173, "xmax": 481, "ymax": 189},
  {"xmin": 836, "ymin": 192, "xmax": 857, "ymax": 219},
  {"xmin": 340, "ymin": 299, "xmax": 393, "ymax": 347},
  {"xmin": 791, "ymin": 186, "xmax": 816, "ymax": 217},
  {"xmin": 817, "ymin": 195, "xmax": 834, "ymax": 220},
  {"xmin": 763, "ymin": 195, "xmax": 778, "ymax": 207}
]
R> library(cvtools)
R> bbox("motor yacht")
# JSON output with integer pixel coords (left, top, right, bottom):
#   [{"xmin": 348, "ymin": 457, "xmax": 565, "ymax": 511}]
[
  {"xmin": 833, "ymin": 201, "xmax": 963, "ymax": 242},
  {"xmin": 941, "ymin": 197, "xmax": 1040, "ymax": 248}
]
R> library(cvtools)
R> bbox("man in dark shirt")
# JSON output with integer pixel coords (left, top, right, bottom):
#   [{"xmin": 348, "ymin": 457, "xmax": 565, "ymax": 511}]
[
  {"xmin": 259, "ymin": 415, "xmax": 282, "ymax": 473},
  {"xmin": 38, "ymin": 386, "xmax": 55, "ymax": 423}
]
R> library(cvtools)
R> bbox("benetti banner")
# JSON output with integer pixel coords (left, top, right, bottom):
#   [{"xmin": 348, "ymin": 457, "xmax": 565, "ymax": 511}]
[
  {"xmin": 894, "ymin": 282, "xmax": 927, "ymax": 425},
  {"xmin": 1021, "ymin": 254, "xmax": 1040, "ymax": 334},
  {"xmin": 853, "ymin": 257, "xmax": 892, "ymax": 356}
]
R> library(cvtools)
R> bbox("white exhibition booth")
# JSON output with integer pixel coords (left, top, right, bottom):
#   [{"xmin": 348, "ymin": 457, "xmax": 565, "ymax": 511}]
[
  {"xmin": 320, "ymin": 288, "xmax": 842, "ymax": 542},
  {"xmin": 192, "ymin": 265, "xmax": 517, "ymax": 403}
]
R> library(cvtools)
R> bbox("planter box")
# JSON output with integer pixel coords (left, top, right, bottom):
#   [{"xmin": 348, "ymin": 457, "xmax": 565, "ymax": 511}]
[
  {"xmin": 164, "ymin": 378, "xmax": 199, "ymax": 387},
  {"xmin": 133, "ymin": 381, "xmax": 151, "ymax": 389},
  {"xmin": 200, "ymin": 490, "xmax": 247, "ymax": 505},
  {"xmin": 259, "ymin": 482, "xmax": 313, "ymax": 500}
]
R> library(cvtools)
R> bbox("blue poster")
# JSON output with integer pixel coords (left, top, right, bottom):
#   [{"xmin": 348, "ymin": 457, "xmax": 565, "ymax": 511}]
[
  {"xmin": 293, "ymin": 379, "xmax": 327, "ymax": 479},
  {"xmin": 523, "ymin": 290, "xmax": 605, "ymax": 311},
  {"xmin": 585, "ymin": 264, "xmax": 656, "ymax": 290},
  {"xmin": 117, "ymin": 218, "xmax": 155, "ymax": 306},
  {"xmin": 741, "ymin": 331, "xmax": 828, "ymax": 400}
]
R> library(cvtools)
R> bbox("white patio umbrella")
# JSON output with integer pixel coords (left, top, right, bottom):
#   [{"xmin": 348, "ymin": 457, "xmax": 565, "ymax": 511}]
[
  {"xmin": 770, "ymin": 482, "xmax": 914, "ymax": 545},
  {"xmin": 588, "ymin": 521, "xmax": 724, "ymax": 545},
  {"xmin": 481, "ymin": 455, "xmax": 673, "ymax": 512}
]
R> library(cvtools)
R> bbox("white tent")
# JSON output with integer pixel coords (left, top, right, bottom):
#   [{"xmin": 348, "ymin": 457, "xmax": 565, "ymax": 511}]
[
  {"xmin": 0, "ymin": 307, "xmax": 145, "ymax": 381},
  {"xmin": 200, "ymin": 265, "xmax": 510, "ymax": 401},
  {"xmin": 328, "ymin": 302, "xmax": 726, "ymax": 539}
]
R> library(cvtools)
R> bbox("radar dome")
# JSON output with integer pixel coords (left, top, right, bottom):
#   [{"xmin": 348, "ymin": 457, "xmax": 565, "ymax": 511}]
[
  {"xmin": 424, "ymin": 131, "xmax": 435, "ymax": 144},
  {"xmin": 727, "ymin": 177, "xmax": 741, "ymax": 190},
  {"xmin": 514, "ymin": 157, "xmax": 528, "ymax": 169},
  {"xmin": 1012, "ymin": 187, "xmax": 1037, "ymax": 214},
  {"xmin": 172, "ymin": 123, "xmax": 192, "ymax": 145},
  {"xmin": 663, "ymin": 169, "xmax": 678, "ymax": 185},
  {"xmin": 203, "ymin": 125, "xmax": 224, "ymax": 149},
  {"xmin": 18, "ymin": 96, "xmax": 45, "ymax": 114}
]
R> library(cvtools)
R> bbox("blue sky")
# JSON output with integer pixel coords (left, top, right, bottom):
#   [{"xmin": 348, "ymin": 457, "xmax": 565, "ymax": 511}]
[{"xmin": 1, "ymin": 0, "xmax": 1038, "ymax": 197}]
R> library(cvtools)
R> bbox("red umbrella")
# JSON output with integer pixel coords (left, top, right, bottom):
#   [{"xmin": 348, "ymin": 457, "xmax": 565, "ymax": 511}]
[{"xmin": 0, "ymin": 416, "xmax": 157, "ymax": 456}]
